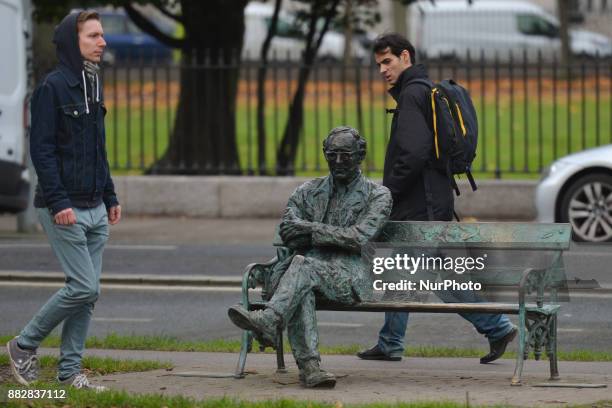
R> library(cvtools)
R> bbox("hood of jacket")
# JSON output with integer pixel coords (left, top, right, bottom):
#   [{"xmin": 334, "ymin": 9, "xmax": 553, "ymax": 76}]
[
  {"xmin": 54, "ymin": 12, "xmax": 84, "ymax": 80},
  {"xmin": 53, "ymin": 12, "xmax": 101, "ymax": 113},
  {"xmin": 389, "ymin": 63, "xmax": 429, "ymax": 102}
]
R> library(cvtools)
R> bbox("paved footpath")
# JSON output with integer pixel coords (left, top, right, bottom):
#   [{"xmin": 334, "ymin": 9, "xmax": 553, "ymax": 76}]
[{"xmin": 36, "ymin": 348, "xmax": 612, "ymax": 407}]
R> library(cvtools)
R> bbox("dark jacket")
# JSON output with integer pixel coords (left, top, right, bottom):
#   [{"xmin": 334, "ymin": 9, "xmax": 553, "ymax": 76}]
[
  {"xmin": 383, "ymin": 64, "xmax": 453, "ymax": 221},
  {"xmin": 31, "ymin": 12, "xmax": 118, "ymax": 215}
]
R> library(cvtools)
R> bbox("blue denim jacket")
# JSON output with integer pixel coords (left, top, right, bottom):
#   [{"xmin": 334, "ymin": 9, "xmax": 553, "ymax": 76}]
[{"xmin": 31, "ymin": 64, "xmax": 118, "ymax": 215}]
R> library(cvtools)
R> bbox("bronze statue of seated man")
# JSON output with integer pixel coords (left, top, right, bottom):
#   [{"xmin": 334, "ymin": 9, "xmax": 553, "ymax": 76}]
[{"xmin": 228, "ymin": 126, "xmax": 392, "ymax": 388}]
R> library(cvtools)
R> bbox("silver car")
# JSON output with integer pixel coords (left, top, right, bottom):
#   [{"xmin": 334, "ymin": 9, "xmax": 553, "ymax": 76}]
[{"xmin": 536, "ymin": 144, "xmax": 612, "ymax": 242}]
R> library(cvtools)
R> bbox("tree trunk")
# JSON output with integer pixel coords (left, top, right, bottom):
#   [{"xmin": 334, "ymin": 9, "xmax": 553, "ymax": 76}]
[
  {"xmin": 256, "ymin": 0, "xmax": 283, "ymax": 175},
  {"xmin": 276, "ymin": 0, "xmax": 340, "ymax": 175},
  {"xmin": 149, "ymin": 0, "xmax": 246, "ymax": 174},
  {"xmin": 557, "ymin": 0, "xmax": 572, "ymax": 67},
  {"xmin": 275, "ymin": 66, "xmax": 312, "ymax": 175},
  {"xmin": 343, "ymin": 0, "xmax": 353, "ymax": 64}
]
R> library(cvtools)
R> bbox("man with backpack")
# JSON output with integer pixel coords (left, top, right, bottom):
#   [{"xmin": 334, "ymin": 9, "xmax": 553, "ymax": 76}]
[{"xmin": 357, "ymin": 33, "xmax": 517, "ymax": 364}]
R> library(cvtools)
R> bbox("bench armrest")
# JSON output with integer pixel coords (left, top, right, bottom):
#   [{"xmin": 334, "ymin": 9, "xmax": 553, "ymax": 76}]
[
  {"xmin": 519, "ymin": 267, "xmax": 558, "ymax": 309},
  {"xmin": 241, "ymin": 257, "xmax": 278, "ymax": 307}
]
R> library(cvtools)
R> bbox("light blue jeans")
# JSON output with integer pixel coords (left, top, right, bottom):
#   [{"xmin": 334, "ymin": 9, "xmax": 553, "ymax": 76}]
[
  {"xmin": 18, "ymin": 204, "xmax": 108, "ymax": 380},
  {"xmin": 377, "ymin": 288, "xmax": 516, "ymax": 357}
]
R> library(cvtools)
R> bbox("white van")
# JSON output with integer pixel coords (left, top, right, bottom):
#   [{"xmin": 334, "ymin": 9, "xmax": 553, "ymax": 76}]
[
  {"xmin": 243, "ymin": 2, "xmax": 368, "ymax": 61},
  {"xmin": 0, "ymin": 0, "xmax": 30, "ymax": 213},
  {"xmin": 407, "ymin": 0, "xmax": 612, "ymax": 62}
]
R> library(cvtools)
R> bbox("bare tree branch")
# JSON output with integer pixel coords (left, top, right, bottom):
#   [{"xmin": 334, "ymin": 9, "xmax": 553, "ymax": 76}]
[
  {"xmin": 260, "ymin": 0, "xmax": 283, "ymax": 61},
  {"xmin": 302, "ymin": 4, "xmax": 320, "ymax": 59},
  {"xmin": 256, "ymin": 0, "xmax": 283, "ymax": 174},
  {"xmin": 123, "ymin": 2, "xmax": 186, "ymax": 49},
  {"xmin": 313, "ymin": 0, "xmax": 341, "ymax": 57}
]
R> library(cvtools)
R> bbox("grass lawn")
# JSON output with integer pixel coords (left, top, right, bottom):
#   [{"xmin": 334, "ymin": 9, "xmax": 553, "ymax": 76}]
[
  {"xmin": 0, "ymin": 391, "xmax": 510, "ymax": 408},
  {"xmin": 0, "ymin": 352, "xmax": 171, "ymax": 379},
  {"xmin": 104, "ymin": 96, "xmax": 611, "ymax": 177},
  {"xmin": 1, "ymin": 333, "xmax": 611, "ymax": 362},
  {"xmin": 3, "ymin": 392, "xmax": 611, "ymax": 408}
]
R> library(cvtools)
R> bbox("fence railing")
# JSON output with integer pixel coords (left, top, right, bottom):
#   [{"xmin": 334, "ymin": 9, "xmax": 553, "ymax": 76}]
[{"xmin": 101, "ymin": 54, "xmax": 611, "ymax": 177}]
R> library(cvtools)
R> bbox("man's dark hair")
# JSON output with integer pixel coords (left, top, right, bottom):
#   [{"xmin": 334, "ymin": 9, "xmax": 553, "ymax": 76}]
[
  {"xmin": 373, "ymin": 33, "xmax": 416, "ymax": 64},
  {"xmin": 323, "ymin": 126, "xmax": 367, "ymax": 154},
  {"xmin": 77, "ymin": 10, "xmax": 100, "ymax": 33}
]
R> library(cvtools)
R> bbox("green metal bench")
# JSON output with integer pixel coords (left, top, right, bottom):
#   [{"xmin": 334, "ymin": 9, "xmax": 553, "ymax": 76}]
[{"xmin": 234, "ymin": 221, "xmax": 572, "ymax": 386}]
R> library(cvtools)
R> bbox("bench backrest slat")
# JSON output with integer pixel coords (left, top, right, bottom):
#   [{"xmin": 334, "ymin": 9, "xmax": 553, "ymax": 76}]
[{"xmin": 378, "ymin": 222, "xmax": 572, "ymax": 250}]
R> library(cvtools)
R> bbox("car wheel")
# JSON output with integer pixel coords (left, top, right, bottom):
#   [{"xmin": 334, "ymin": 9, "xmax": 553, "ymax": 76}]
[{"xmin": 559, "ymin": 173, "xmax": 612, "ymax": 242}]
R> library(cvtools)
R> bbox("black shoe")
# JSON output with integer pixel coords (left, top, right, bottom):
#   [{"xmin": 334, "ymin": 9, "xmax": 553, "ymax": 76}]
[
  {"xmin": 480, "ymin": 327, "xmax": 518, "ymax": 364},
  {"xmin": 357, "ymin": 344, "xmax": 402, "ymax": 361}
]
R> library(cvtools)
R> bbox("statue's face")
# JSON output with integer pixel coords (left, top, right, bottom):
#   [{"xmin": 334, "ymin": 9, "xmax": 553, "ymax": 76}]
[{"xmin": 324, "ymin": 132, "xmax": 363, "ymax": 183}]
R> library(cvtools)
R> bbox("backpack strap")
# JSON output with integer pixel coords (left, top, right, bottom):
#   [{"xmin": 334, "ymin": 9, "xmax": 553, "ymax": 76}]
[
  {"xmin": 446, "ymin": 160, "xmax": 461, "ymax": 196},
  {"xmin": 466, "ymin": 168, "xmax": 478, "ymax": 191},
  {"xmin": 408, "ymin": 79, "xmax": 441, "ymax": 161},
  {"xmin": 409, "ymin": 78, "xmax": 439, "ymax": 221}
]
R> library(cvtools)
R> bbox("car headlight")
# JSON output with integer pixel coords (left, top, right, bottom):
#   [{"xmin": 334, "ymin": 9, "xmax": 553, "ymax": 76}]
[
  {"xmin": 540, "ymin": 165, "xmax": 551, "ymax": 180},
  {"xmin": 541, "ymin": 160, "xmax": 572, "ymax": 180},
  {"xmin": 550, "ymin": 161, "xmax": 573, "ymax": 174}
]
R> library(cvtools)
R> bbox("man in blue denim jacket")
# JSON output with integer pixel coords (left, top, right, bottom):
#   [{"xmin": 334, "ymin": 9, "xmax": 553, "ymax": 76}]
[{"xmin": 6, "ymin": 10, "xmax": 119, "ymax": 391}]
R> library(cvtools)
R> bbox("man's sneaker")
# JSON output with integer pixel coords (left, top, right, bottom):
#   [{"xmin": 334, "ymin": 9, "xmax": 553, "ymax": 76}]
[
  {"xmin": 59, "ymin": 373, "xmax": 107, "ymax": 392},
  {"xmin": 6, "ymin": 337, "xmax": 39, "ymax": 385}
]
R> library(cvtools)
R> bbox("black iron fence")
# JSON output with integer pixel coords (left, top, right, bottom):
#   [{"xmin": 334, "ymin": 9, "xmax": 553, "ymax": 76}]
[{"xmin": 100, "ymin": 53, "xmax": 611, "ymax": 177}]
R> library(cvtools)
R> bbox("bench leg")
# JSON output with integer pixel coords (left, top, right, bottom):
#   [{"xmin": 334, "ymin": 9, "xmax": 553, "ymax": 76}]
[
  {"xmin": 234, "ymin": 330, "xmax": 252, "ymax": 379},
  {"xmin": 276, "ymin": 326, "xmax": 287, "ymax": 373},
  {"xmin": 511, "ymin": 311, "xmax": 527, "ymax": 386},
  {"xmin": 548, "ymin": 315, "xmax": 560, "ymax": 381}
]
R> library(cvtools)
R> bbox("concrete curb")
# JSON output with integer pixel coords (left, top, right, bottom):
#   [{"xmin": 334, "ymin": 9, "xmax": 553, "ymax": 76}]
[
  {"xmin": 113, "ymin": 176, "xmax": 539, "ymax": 220},
  {"xmin": 0, "ymin": 271, "xmax": 242, "ymax": 287}
]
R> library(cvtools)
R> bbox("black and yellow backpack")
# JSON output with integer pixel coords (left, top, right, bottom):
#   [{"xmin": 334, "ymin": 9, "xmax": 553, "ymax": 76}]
[{"xmin": 408, "ymin": 78, "xmax": 479, "ymax": 196}]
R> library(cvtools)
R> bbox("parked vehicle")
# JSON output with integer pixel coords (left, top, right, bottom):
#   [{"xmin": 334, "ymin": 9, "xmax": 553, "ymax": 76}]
[
  {"xmin": 243, "ymin": 2, "xmax": 368, "ymax": 61},
  {"xmin": 407, "ymin": 0, "xmax": 612, "ymax": 61},
  {"xmin": 98, "ymin": 9, "xmax": 173, "ymax": 64},
  {"xmin": 0, "ymin": 0, "xmax": 30, "ymax": 213},
  {"xmin": 536, "ymin": 145, "xmax": 612, "ymax": 242}
]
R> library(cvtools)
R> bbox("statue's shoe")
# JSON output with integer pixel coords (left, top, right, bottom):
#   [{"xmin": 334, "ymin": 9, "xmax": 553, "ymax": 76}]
[
  {"xmin": 228, "ymin": 305, "xmax": 278, "ymax": 346},
  {"xmin": 303, "ymin": 370, "xmax": 336, "ymax": 388},
  {"xmin": 299, "ymin": 368, "xmax": 334, "ymax": 387},
  {"xmin": 299, "ymin": 360, "xmax": 336, "ymax": 388}
]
